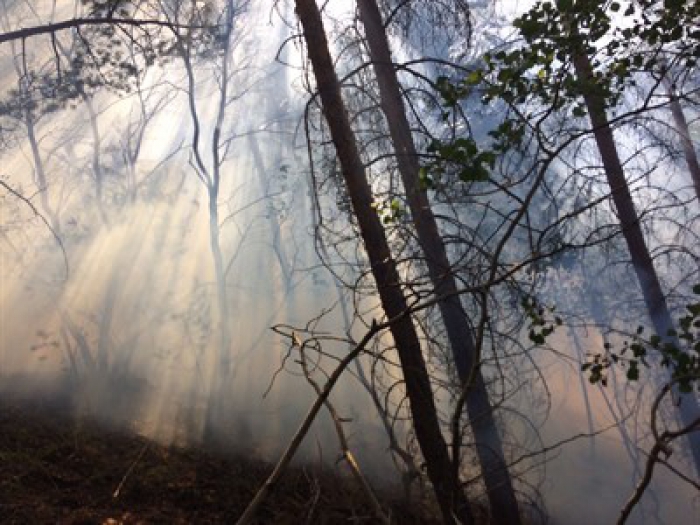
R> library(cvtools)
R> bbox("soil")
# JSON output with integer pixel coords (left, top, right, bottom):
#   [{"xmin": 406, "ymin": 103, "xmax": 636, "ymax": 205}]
[{"xmin": 0, "ymin": 396, "xmax": 440, "ymax": 524}]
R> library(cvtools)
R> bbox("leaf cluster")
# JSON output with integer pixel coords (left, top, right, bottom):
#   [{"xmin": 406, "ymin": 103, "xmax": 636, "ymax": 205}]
[
  {"xmin": 522, "ymin": 294, "xmax": 563, "ymax": 346},
  {"xmin": 424, "ymin": 136, "xmax": 496, "ymax": 186},
  {"xmin": 427, "ymin": 0, "xmax": 700, "ymax": 187},
  {"xmin": 0, "ymin": 1, "xmax": 227, "ymax": 122},
  {"xmin": 371, "ymin": 197, "xmax": 406, "ymax": 225},
  {"xmin": 485, "ymin": 0, "xmax": 699, "ymax": 112},
  {"xmin": 583, "ymin": 285, "xmax": 700, "ymax": 392}
]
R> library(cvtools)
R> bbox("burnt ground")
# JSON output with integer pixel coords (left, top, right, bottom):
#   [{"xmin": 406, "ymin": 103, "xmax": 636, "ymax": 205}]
[{"xmin": 0, "ymin": 396, "xmax": 441, "ymax": 524}]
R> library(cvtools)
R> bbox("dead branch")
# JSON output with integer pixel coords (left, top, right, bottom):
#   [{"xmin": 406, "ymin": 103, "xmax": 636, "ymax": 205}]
[
  {"xmin": 617, "ymin": 378, "xmax": 700, "ymax": 525},
  {"xmin": 296, "ymin": 335, "xmax": 391, "ymax": 525},
  {"xmin": 235, "ymin": 319, "xmax": 384, "ymax": 525},
  {"xmin": 0, "ymin": 17, "xmax": 206, "ymax": 45}
]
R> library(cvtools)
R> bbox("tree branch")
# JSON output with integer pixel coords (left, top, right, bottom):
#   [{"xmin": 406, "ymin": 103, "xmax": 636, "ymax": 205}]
[{"xmin": 0, "ymin": 17, "xmax": 206, "ymax": 45}]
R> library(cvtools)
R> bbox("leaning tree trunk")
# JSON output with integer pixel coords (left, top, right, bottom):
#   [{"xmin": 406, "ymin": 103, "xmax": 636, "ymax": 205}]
[
  {"xmin": 664, "ymin": 79, "xmax": 700, "ymax": 204},
  {"xmin": 356, "ymin": 1, "xmax": 520, "ymax": 523},
  {"xmin": 294, "ymin": 1, "xmax": 472, "ymax": 522},
  {"xmin": 572, "ymin": 49, "xmax": 700, "ymax": 476}
]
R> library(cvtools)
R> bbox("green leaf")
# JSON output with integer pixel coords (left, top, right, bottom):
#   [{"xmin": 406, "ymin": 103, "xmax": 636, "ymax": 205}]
[
  {"xmin": 465, "ymin": 70, "xmax": 482, "ymax": 86},
  {"xmin": 630, "ymin": 343, "xmax": 645, "ymax": 358},
  {"xmin": 459, "ymin": 164, "xmax": 490, "ymax": 182},
  {"xmin": 627, "ymin": 363, "xmax": 639, "ymax": 381},
  {"xmin": 572, "ymin": 105, "xmax": 587, "ymax": 117}
]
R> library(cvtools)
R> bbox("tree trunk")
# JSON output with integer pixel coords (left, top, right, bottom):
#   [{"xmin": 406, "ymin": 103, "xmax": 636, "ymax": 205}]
[
  {"xmin": 356, "ymin": 1, "xmax": 520, "ymax": 523},
  {"xmin": 83, "ymin": 95, "xmax": 110, "ymax": 224},
  {"xmin": 293, "ymin": 1, "xmax": 472, "ymax": 522},
  {"xmin": 201, "ymin": 188, "xmax": 233, "ymax": 445},
  {"xmin": 25, "ymin": 111, "xmax": 60, "ymax": 236},
  {"xmin": 180, "ymin": 0, "xmax": 236, "ymax": 445},
  {"xmin": 572, "ymin": 50, "xmax": 700, "ymax": 476},
  {"xmin": 664, "ymin": 79, "xmax": 700, "ymax": 204}
]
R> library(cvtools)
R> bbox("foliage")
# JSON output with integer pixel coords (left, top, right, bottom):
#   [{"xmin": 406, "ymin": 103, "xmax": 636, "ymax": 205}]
[
  {"xmin": 523, "ymin": 285, "xmax": 700, "ymax": 392},
  {"xmin": 521, "ymin": 294, "xmax": 562, "ymax": 346},
  {"xmin": 583, "ymin": 284, "xmax": 700, "ymax": 392},
  {"xmin": 425, "ymin": 0, "xmax": 700, "ymax": 188},
  {"xmin": 0, "ymin": 0, "xmax": 224, "ymax": 124},
  {"xmin": 371, "ymin": 197, "xmax": 406, "ymax": 224}
]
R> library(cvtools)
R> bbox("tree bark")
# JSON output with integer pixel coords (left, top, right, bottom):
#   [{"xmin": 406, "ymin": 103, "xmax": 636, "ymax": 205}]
[
  {"xmin": 293, "ymin": 1, "xmax": 472, "ymax": 522},
  {"xmin": 572, "ymin": 50, "xmax": 700, "ymax": 476},
  {"xmin": 356, "ymin": 1, "xmax": 520, "ymax": 523}
]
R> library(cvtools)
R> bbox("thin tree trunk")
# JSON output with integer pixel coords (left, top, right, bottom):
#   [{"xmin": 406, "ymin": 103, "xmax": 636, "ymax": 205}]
[
  {"xmin": 572, "ymin": 50, "xmax": 700, "ymax": 476},
  {"xmin": 178, "ymin": 1, "xmax": 235, "ymax": 443},
  {"xmin": 25, "ymin": 112, "xmax": 60, "ymax": 236},
  {"xmin": 208, "ymin": 192, "xmax": 232, "ymax": 367},
  {"xmin": 356, "ymin": 2, "xmax": 520, "ymax": 523},
  {"xmin": 293, "ymin": 1, "xmax": 472, "ymax": 522},
  {"xmin": 664, "ymin": 79, "xmax": 700, "ymax": 204},
  {"xmin": 82, "ymin": 95, "xmax": 110, "ymax": 223},
  {"xmin": 202, "ymin": 190, "xmax": 233, "ymax": 444}
]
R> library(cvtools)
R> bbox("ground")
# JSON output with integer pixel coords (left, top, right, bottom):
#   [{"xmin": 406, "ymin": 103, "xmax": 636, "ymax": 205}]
[{"xmin": 0, "ymin": 396, "xmax": 440, "ymax": 524}]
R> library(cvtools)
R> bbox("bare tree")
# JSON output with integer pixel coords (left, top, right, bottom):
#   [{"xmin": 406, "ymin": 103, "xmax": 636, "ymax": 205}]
[{"xmin": 169, "ymin": 0, "xmax": 244, "ymax": 441}]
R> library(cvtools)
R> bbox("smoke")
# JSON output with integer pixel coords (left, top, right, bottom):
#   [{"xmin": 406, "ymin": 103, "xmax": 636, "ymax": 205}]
[{"xmin": 0, "ymin": 1, "xmax": 698, "ymax": 523}]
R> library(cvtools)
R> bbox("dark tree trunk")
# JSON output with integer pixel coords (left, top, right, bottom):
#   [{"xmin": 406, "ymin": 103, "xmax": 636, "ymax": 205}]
[
  {"xmin": 293, "ymin": 0, "xmax": 473, "ymax": 522},
  {"xmin": 356, "ymin": 1, "xmax": 520, "ymax": 523},
  {"xmin": 572, "ymin": 50, "xmax": 700, "ymax": 476}
]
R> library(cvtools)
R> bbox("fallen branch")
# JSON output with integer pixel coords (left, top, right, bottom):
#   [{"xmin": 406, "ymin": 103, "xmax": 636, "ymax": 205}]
[
  {"xmin": 113, "ymin": 441, "xmax": 149, "ymax": 498},
  {"xmin": 235, "ymin": 319, "xmax": 384, "ymax": 525},
  {"xmin": 296, "ymin": 336, "xmax": 391, "ymax": 525}
]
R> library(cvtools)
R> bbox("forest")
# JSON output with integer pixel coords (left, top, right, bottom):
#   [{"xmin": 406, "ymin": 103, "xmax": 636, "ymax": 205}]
[{"xmin": 0, "ymin": 0, "xmax": 698, "ymax": 523}]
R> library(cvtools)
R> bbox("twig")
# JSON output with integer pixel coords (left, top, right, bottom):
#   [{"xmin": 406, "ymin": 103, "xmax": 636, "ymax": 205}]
[
  {"xmin": 303, "ymin": 473, "xmax": 321, "ymax": 525},
  {"xmin": 0, "ymin": 17, "xmax": 207, "ymax": 45},
  {"xmin": 617, "ymin": 379, "xmax": 700, "ymax": 525},
  {"xmin": 0, "ymin": 178, "xmax": 69, "ymax": 279},
  {"xmin": 112, "ymin": 441, "xmax": 149, "ymax": 498},
  {"xmin": 655, "ymin": 456, "xmax": 700, "ymax": 491}
]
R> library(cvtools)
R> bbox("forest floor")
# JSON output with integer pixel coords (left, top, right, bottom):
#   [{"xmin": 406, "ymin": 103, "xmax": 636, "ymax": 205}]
[{"xmin": 0, "ymin": 395, "xmax": 441, "ymax": 524}]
